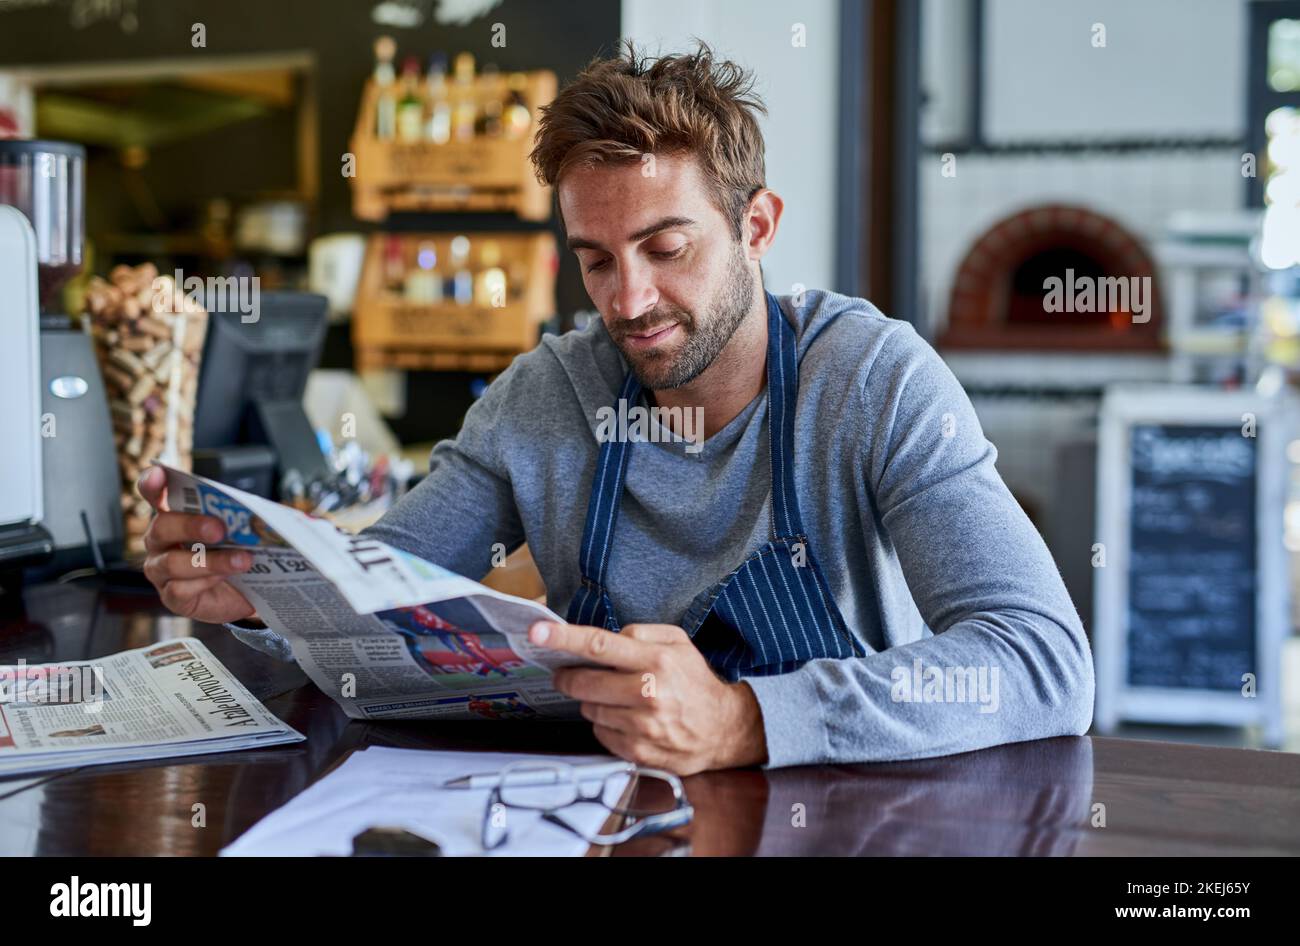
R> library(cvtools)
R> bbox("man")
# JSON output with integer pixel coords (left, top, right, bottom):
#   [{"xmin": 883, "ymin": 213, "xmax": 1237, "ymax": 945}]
[{"xmin": 139, "ymin": 42, "xmax": 1094, "ymax": 775}]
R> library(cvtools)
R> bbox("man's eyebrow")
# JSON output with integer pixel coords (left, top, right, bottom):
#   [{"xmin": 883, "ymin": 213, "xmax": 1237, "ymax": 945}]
[{"xmin": 566, "ymin": 216, "xmax": 698, "ymax": 252}]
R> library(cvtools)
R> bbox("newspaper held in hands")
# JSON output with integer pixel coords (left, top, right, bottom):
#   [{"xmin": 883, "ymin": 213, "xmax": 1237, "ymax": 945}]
[
  {"xmin": 0, "ymin": 637, "xmax": 304, "ymax": 777},
  {"xmin": 160, "ymin": 465, "xmax": 587, "ymax": 722}
]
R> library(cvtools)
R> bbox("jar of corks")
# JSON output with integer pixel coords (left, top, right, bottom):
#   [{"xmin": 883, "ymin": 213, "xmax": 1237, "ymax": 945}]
[{"xmin": 83, "ymin": 263, "xmax": 208, "ymax": 558}]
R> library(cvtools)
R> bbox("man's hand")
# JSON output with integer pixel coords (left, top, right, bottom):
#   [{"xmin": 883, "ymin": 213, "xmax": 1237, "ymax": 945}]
[
  {"xmin": 138, "ymin": 466, "xmax": 257, "ymax": 624},
  {"xmin": 530, "ymin": 621, "xmax": 768, "ymax": 776}
]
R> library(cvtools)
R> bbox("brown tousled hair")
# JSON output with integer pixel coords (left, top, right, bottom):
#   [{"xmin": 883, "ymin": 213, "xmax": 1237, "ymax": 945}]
[{"xmin": 529, "ymin": 40, "xmax": 768, "ymax": 240}]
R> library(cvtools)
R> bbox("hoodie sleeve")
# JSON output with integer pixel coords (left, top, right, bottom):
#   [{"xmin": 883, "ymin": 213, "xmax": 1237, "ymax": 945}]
[{"xmin": 744, "ymin": 323, "xmax": 1095, "ymax": 767}]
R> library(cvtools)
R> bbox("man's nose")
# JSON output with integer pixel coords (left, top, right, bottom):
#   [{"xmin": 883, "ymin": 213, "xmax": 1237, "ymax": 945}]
[{"xmin": 610, "ymin": 261, "xmax": 658, "ymax": 321}]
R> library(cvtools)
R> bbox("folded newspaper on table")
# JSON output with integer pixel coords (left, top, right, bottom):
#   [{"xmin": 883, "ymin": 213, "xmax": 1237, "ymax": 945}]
[
  {"xmin": 0, "ymin": 637, "xmax": 304, "ymax": 777},
  {"xmin": 161, "ymin": 465, "xmax": 587, "ymax": 722}
]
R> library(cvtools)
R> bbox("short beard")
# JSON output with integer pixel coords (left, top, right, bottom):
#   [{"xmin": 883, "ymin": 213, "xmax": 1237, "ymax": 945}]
[{"xmin": 610, "ymin": 245, "xmax": 754, "ymax": 391}]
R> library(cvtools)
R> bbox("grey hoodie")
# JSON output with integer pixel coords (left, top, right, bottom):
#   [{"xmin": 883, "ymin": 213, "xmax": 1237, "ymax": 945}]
[{"xmin": 233, "ymin": 290, "xmax": 1094, "ymax": 767}]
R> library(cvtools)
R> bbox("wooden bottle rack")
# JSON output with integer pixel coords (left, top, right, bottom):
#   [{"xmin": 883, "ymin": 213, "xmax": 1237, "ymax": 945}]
[
  {"xmin": 348, "ymin": 70, "xmax": 557, "ymax": 222},
  {"xmin": 352, "ymin": 231, "xmax": 558, "ymax": 373}
]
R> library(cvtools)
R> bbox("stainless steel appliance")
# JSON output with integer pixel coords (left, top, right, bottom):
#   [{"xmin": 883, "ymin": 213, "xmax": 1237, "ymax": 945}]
[{"xmin": 0, "ymin": 140, "xmax": 123, "ymax": 588}]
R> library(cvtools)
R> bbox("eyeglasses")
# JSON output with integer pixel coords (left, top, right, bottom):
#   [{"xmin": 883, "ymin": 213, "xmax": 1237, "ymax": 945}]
[{"xmin": 481, "ymin": 760, "xmax": 694, "ymax": 852}]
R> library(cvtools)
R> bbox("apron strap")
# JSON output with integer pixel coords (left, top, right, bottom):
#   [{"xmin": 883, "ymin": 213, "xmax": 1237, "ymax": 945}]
[
  {"xmin": 765, "ymin": 291, "xmax": 806, "ymax": 541},
  {"xmin": 576, "ymin": 370, "xmax": 642, "ymax": 588},
  {"xmin": 573, "ymin": 293, "xmax": 812, "ymax": 620}
]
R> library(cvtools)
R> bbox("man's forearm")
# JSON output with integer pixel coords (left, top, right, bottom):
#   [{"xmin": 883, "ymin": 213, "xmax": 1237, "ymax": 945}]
[{"xmin": 743, "ymin": 611, "xmax": 1095, "ymax": 768}]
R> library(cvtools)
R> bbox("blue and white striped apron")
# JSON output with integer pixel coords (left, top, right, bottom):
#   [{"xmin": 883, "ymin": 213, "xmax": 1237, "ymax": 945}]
[{"xmin": 565, "ymin": 291, "xmax": 865, "ymax": 681}]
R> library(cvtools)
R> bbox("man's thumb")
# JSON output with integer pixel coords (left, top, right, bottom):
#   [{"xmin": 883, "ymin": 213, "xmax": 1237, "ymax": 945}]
[{"xmin": 136, "ymin": 465, "xmax": 169, "ymax": 512}]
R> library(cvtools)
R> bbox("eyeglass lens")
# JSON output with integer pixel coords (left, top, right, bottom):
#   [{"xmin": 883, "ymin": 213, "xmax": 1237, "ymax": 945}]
[{"xmin": 485, "ymin": 766, "xmax": 687, "ymax": 850}]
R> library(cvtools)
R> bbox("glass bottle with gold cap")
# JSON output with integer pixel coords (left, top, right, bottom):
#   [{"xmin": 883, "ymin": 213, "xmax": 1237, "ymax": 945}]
[
  {"xmin": 396, "ymin": 56, "xmax": 425, "ymax": 143},
  {"xmin": 450, "ymin": 235, "xmax": 474, "ymax": 305},
  {"xmin": 373, "ymin": 36, "xmax": 398, "ymax": 140},
  {"xmin": 476, "ymin": 240, "xmax": 508, "ymax": 308},
  {"xmin": 478, "ymin": 64, "xmax": 505, "ymax": 138},
  {"xmin": 452, "ymin": 52, "xmax": 478, "ymax": 141},
  {"xmin": 424, "ymin": 52, "xmax": 451, "ymax": 144}
]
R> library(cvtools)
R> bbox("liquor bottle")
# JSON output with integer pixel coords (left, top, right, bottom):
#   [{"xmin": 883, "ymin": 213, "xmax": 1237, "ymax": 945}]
[
  {"xmin": 396, "ymin": 57, "xmax": 425, "ymax": 143},
  {"xmin": 424, "ymin": 52, "xmax": 451, "ymax": 144},
  {"xmin": 420, "ymin": 241, "xmax": 444, "ymax": 302},
  {"xmin": 503, "ymin": 73, "xmax": 532, "ymax": 139},
  {"xmin": 449, "ymin": 235, "xmax": 473, "ymax": 305},
  {"xmin": 402, "ymin": 263, "xmax": 422, "ymax": 302},
  {"xmin": 403, "ymin": 241, "xmax": 438, "ymax": 303},
  {"xmin": 373, "ymin": 36, "xmax": 398, "ymax": 140},
  {"xmin": 383, "ymin": 236, "xmax": 405, "ymax": 295},
  {"xmin": 451, "ymin": 52, "xmax": 478, "ymax": 141},
  {"xmin": 475, "ymin": 240, "xmax": 508, "ymax": 308},
  {"xmin": 506, "ymin": 253, "xmax": 527, "ymax": 302},
  {"xmin": 478, "ymin": 63, "xmax": 505, "ymax": 138}
]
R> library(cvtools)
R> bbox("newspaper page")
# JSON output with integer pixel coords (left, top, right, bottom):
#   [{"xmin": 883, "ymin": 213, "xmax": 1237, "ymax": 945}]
[
  {"xmin": 161, "ymin": 465, "xmax": 588, "ymax": 721},
  {"xmin": 0, "ymin": 637, "xmax": 304, "ymax": 776}
]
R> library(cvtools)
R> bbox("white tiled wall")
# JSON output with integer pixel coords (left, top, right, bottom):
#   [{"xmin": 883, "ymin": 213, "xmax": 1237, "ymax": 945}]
[
  {"xmin": 968, "ymin": 395, "xmax": 1096, "ymax": 515},
  {"xmin": 621, "ymin": 0, "xmax": 841, "ymax": 297},
  {"xmin": 918, "ymin": 148, "xmax": 1247, "ymax": 337}
]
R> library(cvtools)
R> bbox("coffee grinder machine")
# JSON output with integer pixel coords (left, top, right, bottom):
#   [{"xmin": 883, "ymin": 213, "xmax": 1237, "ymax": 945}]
[{"xmin": 0, "ymin": 139, "xmax": 124, "ymax": 592}]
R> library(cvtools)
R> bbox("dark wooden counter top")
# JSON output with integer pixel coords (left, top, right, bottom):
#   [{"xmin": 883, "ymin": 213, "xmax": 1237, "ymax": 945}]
[{"xmin": 1, "ymin": 579, "xmax": 1296, "ymax": 856}]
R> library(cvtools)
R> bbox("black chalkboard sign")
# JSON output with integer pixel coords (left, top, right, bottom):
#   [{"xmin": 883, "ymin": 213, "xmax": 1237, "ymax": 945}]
[{"xmin": 1126, "ymin": 424, "xmax": 1256, "ymax": 690}]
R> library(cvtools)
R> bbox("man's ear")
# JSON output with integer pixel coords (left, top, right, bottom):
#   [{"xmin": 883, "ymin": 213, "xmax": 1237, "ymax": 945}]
[{"xmin": 743, "ymin": 188, "xmax": 783, "ymax": 261}]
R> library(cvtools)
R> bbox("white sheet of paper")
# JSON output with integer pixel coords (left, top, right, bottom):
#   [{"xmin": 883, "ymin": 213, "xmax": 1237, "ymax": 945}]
[{"xmin": 221, "ymin": 747, "xmax": 630, "ymax": 857}]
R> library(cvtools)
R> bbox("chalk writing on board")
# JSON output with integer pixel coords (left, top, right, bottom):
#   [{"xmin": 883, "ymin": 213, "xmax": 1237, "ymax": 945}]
[
  {"xmin": 1127, "ymin": 424, "xmax": 1255, "ymax": 691},
  {"xmin": 1131, "ymin": 425, "xmax": 1253, "ymax": 481}
]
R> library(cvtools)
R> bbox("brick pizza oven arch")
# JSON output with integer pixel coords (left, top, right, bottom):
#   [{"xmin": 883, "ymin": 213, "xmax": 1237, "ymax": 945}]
[{"xmin": 939, "ymin": 204, "xmax": 1164, "ymax": 351}]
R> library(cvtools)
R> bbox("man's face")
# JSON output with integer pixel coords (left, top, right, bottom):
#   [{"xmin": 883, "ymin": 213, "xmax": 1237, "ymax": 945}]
[{"xmin": 558, "ymin": 154, "xmax": 754, "ymax": 390}]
